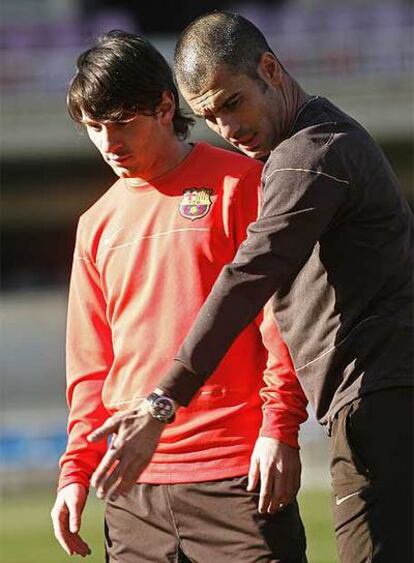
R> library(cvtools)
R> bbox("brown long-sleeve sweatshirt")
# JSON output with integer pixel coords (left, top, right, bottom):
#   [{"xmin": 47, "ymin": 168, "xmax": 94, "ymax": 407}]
[{"xmin": 160, "ymin": 97, "xmax": 414, "ymax": 429}]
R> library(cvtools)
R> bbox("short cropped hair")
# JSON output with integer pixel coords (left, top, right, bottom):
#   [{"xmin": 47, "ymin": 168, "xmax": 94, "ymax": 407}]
[
  {"xmin": 174, "ymin": 11, "xmax": 275, "ymax": 93},
  {"xmin": 68, "ymin": 30, "xmax": 194, "ymax": 139}
]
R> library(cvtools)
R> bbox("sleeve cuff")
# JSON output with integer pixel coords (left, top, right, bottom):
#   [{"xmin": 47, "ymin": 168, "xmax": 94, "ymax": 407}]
[
  {"xmin": 259, "ymin": 409, "xmax": 301, "ymax": 449},
  {"xmin": 57, "ymin": 470, "xmax": 91, "ymax": 493},
  {"xmin": 158, "ymin": 360, "xmax": 205, "ymax": 406}
]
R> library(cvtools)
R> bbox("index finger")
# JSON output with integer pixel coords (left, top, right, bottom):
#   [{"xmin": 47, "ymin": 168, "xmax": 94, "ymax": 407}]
[
  {"xmin": 91, "ymin": 438, "xmax": 121, "ymax": 493},
  {"xmin": 88, "ymin": 415, "xmax": 120, "ymax": 443}
]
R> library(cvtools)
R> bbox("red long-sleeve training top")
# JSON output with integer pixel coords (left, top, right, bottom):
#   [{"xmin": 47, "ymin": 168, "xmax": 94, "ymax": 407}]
[{"xmin": 59, "ymin": 142, "xmax": 307, "ymax": 490}]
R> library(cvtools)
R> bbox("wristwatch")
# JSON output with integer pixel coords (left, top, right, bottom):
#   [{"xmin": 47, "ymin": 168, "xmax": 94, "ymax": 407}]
[{"xmin": 146, "ymin": 391, "xmax": 176, "ymax": 423}]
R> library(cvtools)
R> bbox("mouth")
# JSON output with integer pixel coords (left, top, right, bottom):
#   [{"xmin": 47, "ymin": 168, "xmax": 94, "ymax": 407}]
[
  {"xmin": 234, "ymin": 134, "xmax": 259, "ymax": 151},
  {"xmin": 107, "ymin": 154, "xmax": 133, "ymax": 165}
]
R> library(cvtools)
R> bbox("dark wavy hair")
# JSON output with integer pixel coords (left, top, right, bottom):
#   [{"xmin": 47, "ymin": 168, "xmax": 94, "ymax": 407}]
[{"xmin": 68, "ymin": 31, "xmax": 194, "ymax": 139}]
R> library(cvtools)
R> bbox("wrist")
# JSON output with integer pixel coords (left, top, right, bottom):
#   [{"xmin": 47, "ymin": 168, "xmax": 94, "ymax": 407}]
[
  {"xmin": 153, "ymin": 387, "xmax": 179, "ymax": 410},
  {"xmin": 145, "ymin": 389, "xmax": 177, "ymax": 424}
]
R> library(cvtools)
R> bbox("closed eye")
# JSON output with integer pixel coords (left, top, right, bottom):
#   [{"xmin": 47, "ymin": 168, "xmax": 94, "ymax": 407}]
[
  {"xmin": 198, "ymin": 110, "xmax": 217, "ymax": 125},
  {"xmin": 222, "ymin": 96, "xmax": 241, "ymax": 111}
]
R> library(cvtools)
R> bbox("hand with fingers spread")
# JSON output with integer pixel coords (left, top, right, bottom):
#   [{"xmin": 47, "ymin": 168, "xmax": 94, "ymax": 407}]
[
  {"xmin": 246, "ymin": 437, "xmax": 301, "ymax": 514},
  {"xmin": 51, "ymin": 483, "xmax": 91, "ymax": 557},
  {"xmin": 87, "ymin": 404, "xmax": 164, "ymax": 501}
]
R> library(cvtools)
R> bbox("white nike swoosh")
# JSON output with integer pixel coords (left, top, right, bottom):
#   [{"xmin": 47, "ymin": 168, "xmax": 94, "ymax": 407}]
[
  {"xmin": 335, "ymin": 490, "xmax": 362, "ymax": 506},
  {"xmin": 102, "ymin": 227, "xmax": 124, "ymax": 245}
]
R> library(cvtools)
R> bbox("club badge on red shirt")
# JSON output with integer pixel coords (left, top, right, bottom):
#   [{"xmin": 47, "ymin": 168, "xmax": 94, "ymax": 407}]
[{"xmin": 179, "ymin": 188, "xmax": 213, "ymax": 221}]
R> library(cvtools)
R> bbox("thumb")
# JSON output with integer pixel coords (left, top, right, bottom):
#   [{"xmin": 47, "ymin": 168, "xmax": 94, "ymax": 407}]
[{"xmin": 247, "ymin": 455, "xmax": 259, "ymax": 492}]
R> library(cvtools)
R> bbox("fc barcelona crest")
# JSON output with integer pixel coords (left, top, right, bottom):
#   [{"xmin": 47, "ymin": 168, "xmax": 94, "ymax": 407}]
[{"xmin": 178, "ymin": 188, "xmax": 213, "ymax": 221}]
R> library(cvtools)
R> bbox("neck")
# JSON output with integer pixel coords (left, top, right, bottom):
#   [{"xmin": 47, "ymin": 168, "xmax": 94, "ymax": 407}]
[
  {"xmin": 279, "ymin": 75, "xmax": 310, "ymax": 141},
  {"xmin": 126, "ymin": 137, "xmax": 192, "ymax": 187}
]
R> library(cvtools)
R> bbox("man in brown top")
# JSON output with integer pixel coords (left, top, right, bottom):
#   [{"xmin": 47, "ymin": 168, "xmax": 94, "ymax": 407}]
[{"xmin": 89, "ymin": 11, "xmax": 413, "ymax": 563}]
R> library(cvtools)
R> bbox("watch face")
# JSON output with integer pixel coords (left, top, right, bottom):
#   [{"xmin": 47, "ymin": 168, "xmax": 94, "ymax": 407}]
[{"xmin": 149, "ymin": 394, "xmax": 175, "ymax": 423}]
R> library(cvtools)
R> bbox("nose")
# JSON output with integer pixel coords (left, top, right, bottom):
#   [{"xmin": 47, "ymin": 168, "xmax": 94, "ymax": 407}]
[
  {"xmin": 100, "ymin": 125, "xmax": 122, "ymax": 154},
  {"xmin": 216, "ymin": 115, "xmax": 240, "ymax": 141}
]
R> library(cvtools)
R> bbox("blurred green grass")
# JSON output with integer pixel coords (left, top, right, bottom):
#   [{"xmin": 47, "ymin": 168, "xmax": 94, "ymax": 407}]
[{"xmin": 0, "ymin": 488, "xmax": 336, "ymax": 562}]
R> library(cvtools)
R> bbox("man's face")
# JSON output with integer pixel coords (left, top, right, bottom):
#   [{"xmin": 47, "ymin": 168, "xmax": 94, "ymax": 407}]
[
  {"xmin": 179, "ymin": 56, "xmax": 285, "ymax": 159},
  {"xmin": 82, "ymin": 111, "xmax": 166, "ymax": 179}
]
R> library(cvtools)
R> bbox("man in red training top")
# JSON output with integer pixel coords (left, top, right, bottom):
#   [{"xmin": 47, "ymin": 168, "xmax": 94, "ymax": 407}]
[{"xmin": 51, "ymin": 31, "xmax": 308, "ymax": 562}]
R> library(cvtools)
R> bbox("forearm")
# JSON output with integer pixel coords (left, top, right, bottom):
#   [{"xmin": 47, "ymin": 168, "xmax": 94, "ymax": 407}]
[
  {"xmin": 159, "ymin": 262, "xmax": 277, "ymax": 405},
  {"xmin": 259, "ymin": 363, "xmax": 308, "ymax": 448},
  {"xmin": 59, "ymin": 406, "xmax": 109, "ymax": 490},
  {"xmin": 59, "ymin": 373, "xmax": 110, "ymax": 491}
]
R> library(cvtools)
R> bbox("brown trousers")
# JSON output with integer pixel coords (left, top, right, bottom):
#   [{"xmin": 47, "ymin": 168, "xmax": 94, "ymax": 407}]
[
  {"xmin": 330, "ymin": 387, "xmax": 413, "ymax": 563},
  {"xmin": 105, "ymin": 475, "xmax": 307, "ymax": 562}
]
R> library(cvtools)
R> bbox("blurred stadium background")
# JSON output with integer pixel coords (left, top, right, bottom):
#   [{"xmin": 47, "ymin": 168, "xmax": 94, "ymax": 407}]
[{"xmin": 0, "ymin": 0, "xmax": 412, "ymax": 561}]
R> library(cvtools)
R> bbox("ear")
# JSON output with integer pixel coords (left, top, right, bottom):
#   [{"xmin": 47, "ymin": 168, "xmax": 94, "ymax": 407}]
[
  {"xmin": 157, "ymin": 91, "xmax": 176, "ymax": 125},
  {"xmin": 257, "ymin": 52, "xmax": 282, "ymax": 87}
]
